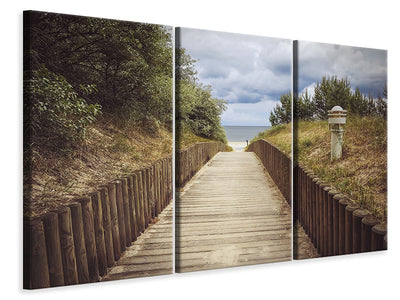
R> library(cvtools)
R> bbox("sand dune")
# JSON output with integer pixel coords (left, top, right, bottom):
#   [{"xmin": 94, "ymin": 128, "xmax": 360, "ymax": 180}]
[{"xmin": 228, "ymin": 142, "xmax": 248, "ymax": 152}]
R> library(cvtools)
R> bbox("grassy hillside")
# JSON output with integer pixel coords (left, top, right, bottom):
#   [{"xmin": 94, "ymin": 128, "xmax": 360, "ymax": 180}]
[
  {"xmin": 25, "ymin": 120, "xmax": 172, "ymax": 217},
  {"xmin": 177, "ymin": 127, "xmax": 232, "ymax": 151},
  {"xmin": 253, "ymin": 116, "xmax": 387, "ymax": 220}
]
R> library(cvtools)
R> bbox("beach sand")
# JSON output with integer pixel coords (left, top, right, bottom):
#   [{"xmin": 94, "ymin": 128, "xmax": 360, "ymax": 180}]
[{"xmin": 228, "ymin": 142, "xmax": 248, "ymax": 152}]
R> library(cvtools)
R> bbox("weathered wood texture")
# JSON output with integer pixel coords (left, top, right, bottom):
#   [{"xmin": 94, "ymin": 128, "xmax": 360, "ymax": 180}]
[
  {"xmin": 101, "ymin": 202, "xmax": 173, "ymax": 281},
  {"xmin": 247, "ymin": 139, "xmax": 291, "ymax": 205},
  {"xmin": 176, "ymin": 152, "xmax": 292, "ymax": 272},
  {"xmin": 23, "ymin": 155, "xmax": 172, "ymax": 289},
  {"xmin": 176, "ymin": 142, "xmax": 228, "ymax": 188},
  {"xmin": 294, "ymin": 164, "xmax": 387, "ymax": 258}
]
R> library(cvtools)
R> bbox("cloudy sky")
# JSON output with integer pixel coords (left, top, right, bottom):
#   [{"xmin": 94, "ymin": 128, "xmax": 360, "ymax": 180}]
[
  {"xmin": 297, "ymin": 41, "xmax": 387, "ymax": 98},
  {"xmin": 177, "ymin": 28, "xmax": 292, "ymax": 126}
]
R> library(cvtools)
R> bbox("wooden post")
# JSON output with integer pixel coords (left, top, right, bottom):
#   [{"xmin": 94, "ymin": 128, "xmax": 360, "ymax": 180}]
[
  {"xmin": 314, "ymin": 180, "xmax": 321, "ymax": 251},
  {"xmin": 332, "ymin": 192, "xmax": 343, "ymax": 255},
  {"xmin": 169, "ymin": 156, "xmax": 173, "ymax": 203},
  {"xmin": 125, "ymin": 175, "xmax": 138, "ymax": 242},
  {"xmin": 90, "ymin": 191, "xmax": 107, "ymax": 276},
  {"xmin": 121, "ymin": 177, "xmax": 132, "ymax": 246},
  {"xmin": 142, "ymin": 169, "xmax": 149, "ymax": 227},
  {"xmin": 384, "ymin": 235, "xmax": 388, "ymax": 250},
  {"xmin": 361, "ymin": 215, "xmax": 378, "ymax": 253},
  {"xmin": 98, "ymin": 187, "xmax": 115, "ymax": 267},
  {"xmin": 371, "ymin": 224, "xmax": 387, "ymax": 251},
  {"xmin": 105, "ymin": 183, "xmax": 121, "ymax": 261},
  {"xmin": 322, "ymin": 186, "xmax": 332, "ymax": 256},
  {"xmin": 42, "ymin": 212, "xmax": 64, "ymax": 287},
  {"xmin": 57, "ymin": 206, "xmax": 79, "ymax": 285},
  {"xmin": 136, "ymin": 171, "xmax": 146, "ymax": 232},
  {"xmin": 23, "ymin": 217, "xmax": 50, "ymax": 289},
  {"xmin": 113, "ymin": 180, "xmax": 126, "ymax": 253},
  {"xmin": 162, "ymin": 159, "xmax": 166, "ymax": 209},
  {"xmin": 148, "ymin": 166, "xmax": 155, "ymax": 220},
  {"xmin": 155, "ymin": 162, "xmax": 161, "ymax": 214},
  {"xmin": 338, "ymin": 197, "xmax": 352, "ymax": 255},
  {"xmin": 300, "ymin": 167, "xmax": 306, "ymax": 232},
  {"xmin": 352, "ymin": 209, "xmax": 370, "ymax": 253},
  {"xmin": 69, "ymin": 202, "xmax": 90, "ymax": 284},
  {"xmin": 305, "ymin": 170, "xmax": 312, "ymax": 236},
  {"xmin": 132, "ymin": 173, "xmax": 142, "ymax": 236},
  {"xmin": 344, "ymin": 203, "xmax": 359, "ymax": 254},
  {"xmin": 326, "ymin": 188, "xmax": 339, "ymax": 256},
  {"xmin": 311, "ymin": 177, "xmax": 318, "ymax": 246},
  {"xmin": 78, "ymin": 197, "xmax": 99, "ymax": 282},
  {"xmin": 318, "ymin": 182, "xmax": 329, "ymax": 255}
]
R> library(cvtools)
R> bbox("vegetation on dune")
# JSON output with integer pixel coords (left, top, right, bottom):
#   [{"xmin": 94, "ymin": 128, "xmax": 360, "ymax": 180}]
[
  {"xmin": 261, "ymin": 75, "xmax": 387, "ymax": 220},
  {"xmin": 24, "ymin": 11, "xmax": 173, "ymax": 216},
  {"xmin": 250, "ymin": 123, "xmax": 292, "ymax": 156},
  {"xmin": 175, "ymin": 48, "xmax": 228, "ymax": 147},
  {"xmin": 296, "ymin": 117, "xmax": 387, "ymax": 219}
]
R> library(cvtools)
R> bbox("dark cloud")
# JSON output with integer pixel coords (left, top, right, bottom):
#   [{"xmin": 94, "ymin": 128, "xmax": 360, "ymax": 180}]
[
  {"xmin": 178, "ymin": 28, "xmax": 292, "ymax": 125},
  {"xmin": 297, "ymin": 41, "xmax": 387, "ymax": 97}
]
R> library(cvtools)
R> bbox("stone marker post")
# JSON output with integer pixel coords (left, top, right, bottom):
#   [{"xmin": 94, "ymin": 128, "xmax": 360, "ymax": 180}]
[{"xmin": 328, "ymin": 106, "xmax": 347, "ymax": 160}]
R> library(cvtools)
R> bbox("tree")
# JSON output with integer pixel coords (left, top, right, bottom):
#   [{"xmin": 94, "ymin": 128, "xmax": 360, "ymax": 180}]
[
  {"xmin": 313, "ymin": 76, "xmax": 352, "ymax": 119},
  {"xmin": 294, "ymin": 89, "xmax": 315, "ymax": 120},
  {"xmin": 269, "ymin": 92, "xmax": 292, "ymax": 126},
  {"xmin": 175, "ymin": 48, "xmax": 227, "ymax": 143},
  {"xmin": 27, "ymin": 11, "xmax": 173, "ymax": 130},
  {"xmin": 376, "ymin": 84, "xmax": 387, "ymax": 119},
  {"xmin": 313, "ymin": 76, "xmax": 351, "ymax": 120},
  {"xmin": 292, "ymin": 76, "xmax": 387, "ymax": 123},
  {"xmin": 24, "ymin": 67, "xmax": 101, "ymax": 147}
]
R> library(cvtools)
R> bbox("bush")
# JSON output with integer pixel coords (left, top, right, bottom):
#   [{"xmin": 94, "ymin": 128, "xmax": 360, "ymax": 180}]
[{"xmin": 25, "ymin": 67, "xmax": 101, "ymax": 146}]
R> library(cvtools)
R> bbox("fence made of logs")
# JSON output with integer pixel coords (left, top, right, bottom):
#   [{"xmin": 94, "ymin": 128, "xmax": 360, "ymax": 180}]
[
  {"xmin": 176, "ymin": 142, "xmax": 227, "ymax": 188},
  {"xmin": 247, "ymin": 139, "xmax": 291, "ymax": 205},
  {"xmin": 23, "ymin": 155, "xmax": 173, "ymax": 289},
  {"xmin": 294, "ymin": 164, "xmax": 387, "ymax": 257}
]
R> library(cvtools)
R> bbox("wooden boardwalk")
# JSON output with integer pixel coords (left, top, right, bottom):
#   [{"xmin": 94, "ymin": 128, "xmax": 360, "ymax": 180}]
[
  {"xmin": 176, "ymin": 152, "xmax": 292, "ymax": 272},
  {"xmin": 101, "ymin": 202, "xmax": 173, "ymax": 281}
]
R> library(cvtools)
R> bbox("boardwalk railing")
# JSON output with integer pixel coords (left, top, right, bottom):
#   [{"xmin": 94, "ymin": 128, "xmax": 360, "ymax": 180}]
[
  {"xmin": 24, "ymin": 155, "xmax": 173, "ymax": 289},
  {"xmin": 294, "ymin": 164, "xmax": 387, "ymax": 257},
  {"xmin": 247, "ymin": 139, "xmax": 291, "ymax": 205},
  {"xmin": 176, "ymin": 142, "xmax": 227, "ymax": 188}
]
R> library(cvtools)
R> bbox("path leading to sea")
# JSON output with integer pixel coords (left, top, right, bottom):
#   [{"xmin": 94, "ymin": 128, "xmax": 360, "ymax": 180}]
[
  {"xmin": 175, "ymin": 151, "xmax": 292, "ymax": 272},
  {"xmin": 228, "ymin": 141, "xmax": 248, "ymax": 152}
]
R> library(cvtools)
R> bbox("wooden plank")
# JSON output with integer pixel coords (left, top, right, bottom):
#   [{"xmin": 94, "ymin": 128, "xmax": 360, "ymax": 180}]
[{"xmin": 176, "ymin": 152, "xmax": 292, "ymax": 273}]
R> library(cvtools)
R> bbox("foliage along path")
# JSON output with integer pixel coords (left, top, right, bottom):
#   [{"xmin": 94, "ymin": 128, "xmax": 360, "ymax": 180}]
[{"xmin": 175, "ymin": 152, "xmax": 292, "ymax": 272}]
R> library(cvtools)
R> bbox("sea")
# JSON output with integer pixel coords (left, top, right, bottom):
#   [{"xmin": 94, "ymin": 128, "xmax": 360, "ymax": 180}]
[{"xmin": 223, "ymin": 126, "xmax": 269, "ymax": 142}]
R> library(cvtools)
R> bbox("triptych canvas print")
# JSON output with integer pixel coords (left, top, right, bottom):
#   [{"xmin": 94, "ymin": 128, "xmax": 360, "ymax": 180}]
[{"xmin": 23, "ymin": 10, "xmax": 387, "ymax": 289}]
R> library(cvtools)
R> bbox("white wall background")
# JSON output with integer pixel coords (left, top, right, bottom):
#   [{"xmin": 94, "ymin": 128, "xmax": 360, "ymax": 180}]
[{"xmin": 1, "ymin": 1, "xmax": 399, "ymax": 299}]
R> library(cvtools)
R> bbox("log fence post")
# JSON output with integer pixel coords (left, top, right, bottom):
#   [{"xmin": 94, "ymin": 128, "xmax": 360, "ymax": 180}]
[
  {"xmin": 42, "ymin": 211, "xmax": 64, "ymax": 287},
  {"xmin": 24, "ymin": 216, "xmax": 50, "ymax": 289},
  {"xmin": 90, "ymin": 191, "xmax": 107, "ymax": 276},
  {"xmin": 371, "ymin": 224, "xmax": 387, "ymax": 251},
  {"xmin": 69, "ymin": 202, "xmax": 90, "ymax": 284},
  {"xmin": 361, "ymin": 215, "xmax": 378, "ymax": 252},
  {"xmin": 78, "ymin": 196, "xmax": 100, "ymax": 282},
  {"xmin": 98, "ymin": 187, "xmax": 115, "ymax": 267},
  {"xmin": 352, "ymin": 209, "xmax": 370, "ymax": 253},
  {"xmin": 344, "ymin": 203, "xmax": 360, "ymax": 254},
  {"xmin": 57, "ymin": 206, "xmax": 79, "ymax": 285}
]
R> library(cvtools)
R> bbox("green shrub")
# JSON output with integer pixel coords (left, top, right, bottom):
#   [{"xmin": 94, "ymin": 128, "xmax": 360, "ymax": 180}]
[{"xmin": 25, "ymin": 67, "xmax": 101, "ymax": 145}]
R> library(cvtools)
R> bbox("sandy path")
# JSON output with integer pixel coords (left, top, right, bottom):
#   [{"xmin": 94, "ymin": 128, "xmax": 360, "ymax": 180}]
[{"xmin": 228, "ymin": 141, "xmax": 248, "ymax": 152}]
